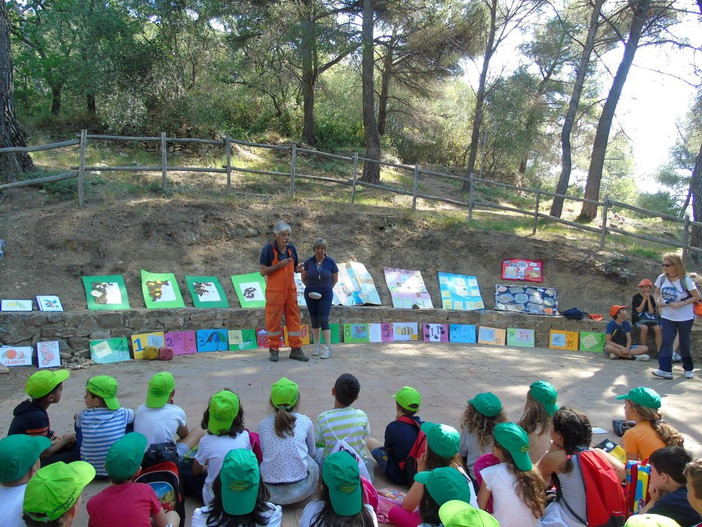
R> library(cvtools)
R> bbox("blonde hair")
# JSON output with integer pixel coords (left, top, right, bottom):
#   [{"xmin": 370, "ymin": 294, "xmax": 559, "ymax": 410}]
[
  {"xmin": 684, "ymin": 458, "xmax": 702, "ymax": 500},
  {"xmin": 662, "ymin": 253, "xmax": 686, "ymax": 280},
  {"xmin": 518, "ymin": 392, "xmax": 551, "ymax": 435},
  {"xmin": 494, "ymin": 442, "xmax": 546, "ymax": 519},
  {"xmin": 631, "ymin": 402, "xmax": 684, "ymax": 447}
]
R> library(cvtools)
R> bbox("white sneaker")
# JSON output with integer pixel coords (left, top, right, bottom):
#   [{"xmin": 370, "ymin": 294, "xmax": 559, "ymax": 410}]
[
  {"xmin": 634, "ymin": 354, "xmax": 650, "ymax": 362},
  {"xmin": 321, "ymin": 346, "xmax": 332, "ymax": 359},
  {"xmin": 672, "ymin": 352, "xmax": 682, "ymax": 363},
  {"xmin": 684, "ymin": 371, "xmax": 694, "ymax": 379},
  {"xmin": 652, "ymin": 369, "xmax": 673, "ymax": 380},
  {"xmin": 312, "ymin": 344, "xmax": 321, "ymax": 356},
  {"xmin": 609, "ymin": 353, "xmax": 618, "ymax": 360}
]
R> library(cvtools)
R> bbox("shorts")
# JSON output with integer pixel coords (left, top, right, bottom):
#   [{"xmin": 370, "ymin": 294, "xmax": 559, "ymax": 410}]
[
  {"xmin": 635, "ymin": 320, "xmax": 659, "ymax": 328},
  {"xmin": 371, "ymin": 446, "xmax": 389, "ymax": 472}
]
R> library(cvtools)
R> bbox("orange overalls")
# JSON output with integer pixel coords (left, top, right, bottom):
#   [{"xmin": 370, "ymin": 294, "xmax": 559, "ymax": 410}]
[{"xmin": 265, "ymin": 244, "xmax": 302, "ymax": 350}]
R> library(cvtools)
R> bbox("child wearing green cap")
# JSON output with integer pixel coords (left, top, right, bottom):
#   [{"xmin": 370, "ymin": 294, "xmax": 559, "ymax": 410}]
[
  {"xmin": 616, "ymin": 387, "xmax": 684, "ymax": 461},
  {"xmin": 412, "ymin": 466, "xmax": 480, "ymax": 526},
  {"xmin": 299, "ymin": 450, "xmax": 378, "ymax": 527},
  {"xmin": 257, "ymin": 377, "xmax": 319, "ymax": 505},
  {"xmin": 518, "ymin": 380, "xmax": 559, "ymax": 463},
  {"xmin": 477, "ymin": 422, "xmax": 545, "ymax": 527},
  {"xmin": 193, "ymin": 389, "xmax": 253, "ymax": 506},
  {"xmin": 439, "ymin": 500, "xmax": 499, "ymax": 527},
  {"xmin": 8, "ymin": 369, "xmax": 79, "ymax": 466},
  {"xmin": 459, "ymin": 392, "xmax": 507, "ymax": 480},
  {"xmin": 74, "ymin": 375, "xmax": 135, "ymax": 477}
]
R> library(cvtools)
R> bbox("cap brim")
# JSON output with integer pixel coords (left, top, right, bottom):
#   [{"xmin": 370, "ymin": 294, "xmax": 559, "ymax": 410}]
[
  {"xmin": 70, "ymin": 461, "xmax": 98, "ymax": 491},
  {"xmin": 222, "ymin": 482, "xmax": 259, "ymax": 515},
  {"xmin": 104, "ymin": 396, "xmax": 120, "ymax": 411},
  {"xmin": 615, "ymin": 394, "xmax": 629, "ymax": 400},
  {"xmin": 146, "ymin": 393, "xmax": 169, "ymax": 408},
  {"xmin": 329, "ymin": 484, "xmax": 363, "ymax": 516},
  {"xmin": 544, "ymin": 402, "xmax": 559, "ymax": 417},
  {"xmin": 414, "ymin": 470, "xmax": 431, "ymax": 484},
  {"xmin": 513, "ymin": 452, "xmax": 533, "ymax": 471}
]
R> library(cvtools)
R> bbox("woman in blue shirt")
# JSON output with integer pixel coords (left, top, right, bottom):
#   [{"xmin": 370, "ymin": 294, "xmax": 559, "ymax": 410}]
[{"xmin": 301, "ymin": 238, "xmax": 338, "ymax": 359}]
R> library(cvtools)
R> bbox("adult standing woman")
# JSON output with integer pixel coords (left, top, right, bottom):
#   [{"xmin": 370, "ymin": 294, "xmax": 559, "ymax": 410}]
[
  {"xmin": 301, "ymin": 238, "xmax": 338, "ymax": 359},
  {"xmin": 653, "ymin": 253, "xmax": 699, "ymax": 380}
]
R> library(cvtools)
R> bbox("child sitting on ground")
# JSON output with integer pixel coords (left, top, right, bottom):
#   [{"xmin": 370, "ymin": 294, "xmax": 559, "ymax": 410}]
[
  {"xmin": 632, "ymin": 279, "xmax": 662, "ymax": 353},
  {"xmin": 439, "ymin": 500, "xmax": 499, "ymax": 527},
  {"xmin": 459, "ymin": 392, "xmax": 506, "ymax": 480},
  {"xmin": 366, "ymin": 385, "xmax": 424, "ymax": 485},
  {"xmin": 616, "ymin": 387, "xmax": 684, "ymax": 461},
  {"xmin": 638, "ymin": 446, "xmax": 700, "ymax": 526},
  {"xmin": 605, "ymin": 305, "xmax": 651, "ymax": 361},
  {"xmin": 413, "ymin": 466, "xmax": 479, "ymax": 527},
  {"xmin": 8, "ymin": 369, "xmax": 79, "ymax": 465},
  {"xmin": 683, "ymin": 458, "xmax": 702, "ymax": 522},
  {"xmin": 86, "ymin": 432, "xmax": 180, "ymax": 527},
  {"xmin": 518, "ymin": 380, "xmax": 559, "ymax": 463},
  {"xmin": 75, "ymin": 375, "xmax": 134, "ymax": 477}
]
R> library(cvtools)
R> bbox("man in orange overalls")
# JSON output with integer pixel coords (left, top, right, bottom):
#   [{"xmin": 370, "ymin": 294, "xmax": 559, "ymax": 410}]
[{"xmin": 259, "ymin": 221, "xmax": 308, "ymax": 362}]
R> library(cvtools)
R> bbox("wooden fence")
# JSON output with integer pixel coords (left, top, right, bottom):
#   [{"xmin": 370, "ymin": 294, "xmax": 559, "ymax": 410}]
[{"xmin": 1, "ymin": 130, "xmax": 700, "ymax": 257}]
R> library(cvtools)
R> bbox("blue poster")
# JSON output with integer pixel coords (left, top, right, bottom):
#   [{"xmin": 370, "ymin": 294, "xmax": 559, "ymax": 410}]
[
  {"xmin": 449, "ymin": 324, "xmax": 477, "ymax": 343},
  {"xmin": 438, "ymin": 273, "xmax": 484, "ymax": 311}
]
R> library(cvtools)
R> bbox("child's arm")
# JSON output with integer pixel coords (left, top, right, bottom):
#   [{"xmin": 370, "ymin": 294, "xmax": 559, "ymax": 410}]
[
  {"xmin": 41, "ymin": 431, "xmax": 77, "ymax": 458},
  {"xmin": 625, "ymin": 332, "xmax": 632, "ymax": 350},
  {"xmin": 401, "ymin": 449, "xmax": 427, "ymax": 511},
  {"xmin": 192, "ymin": 459, "xmax": 206, "ymax": 476},
  {"xmin": 477, "ymin": 480, "xmax": 492, "ymax": 510},
  {"xmin": 176, "ymin": 424, "xmax": 190, "ymax": 440}
]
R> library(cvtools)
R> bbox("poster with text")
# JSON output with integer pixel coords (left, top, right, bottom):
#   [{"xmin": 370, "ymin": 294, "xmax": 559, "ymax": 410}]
[
  {"xmin": 131, "ymin": 332, "xmax": 165, "ymax": 359},
  {"xmin": 196, "ymin": 329, "xmax": 229, "ymax": 352},
  {"xmin": 164, "ymin": 331, "xmax": 197, "ymax": 355},
  {"xmin": 0, "ymin": 346, "xmax": 33, "ymax": 366},
  {"xmin": 369, "ymin": 323, "xmax": 384, "ymax": 342},
  {"xmin": 343, "ymin": 323, "xmax": 370, "ymax": 343},
  {"xmin": 228, "ymin": 329, "xmax": 258, "ymax": 351},
  {"xmin": 141, "ymin": 270, "xmax": 185, "ymax": 309},
  {"xmin": 231, "ymin": 273, "xmax": 267, "ymax": 308},
  {"xmin": 494, "ymin": 284, "xmax": 558, "ymax": 315},
  {"xmin": 393, "ymin": 322, "xmax": 419, "ymax": 341},
  {"xmin": 549, "ymin": 330, "xmax": 579, "ymax": 350},
  {"xmin": 82, "ymin": 275, "xmax": 130, "ymax": 311},
  {"xmin": 423, "ymin": 323, "xmax": 449, "ymax": 342},
  {"xmin": 256, "ymin": 327, "xmax": 286, "ymax": 349},
  {"xmin": 449, "ymin": 324, "xmax": 477, "ymax": 344},
  {"xmin": 37, "ymin": 341, "xmax": 61, "ymax": 368},
  {"xmin": 284, "ymin": 324, "xmax": 311, "ymax": 346},
  {"xmin": 333, "ymin": 262, "xmax": 381, "ymax": 306},
  {"xmin": 384, "ymin": 268, "xmax": 433, "ymax": 309},
  {"xmin": 90, "ymin": 338, "xmax": 131, "ymax": 364},
  {"xmin": 506, "ymin": 328, "xmax": 535, "ymax": 348},
  {"xmin": 478, "ymin": 327, "xmax": 506, "ymax": 346},
  {"xmin": 185, "ymin": 275, "xmax": 229, "ymax": 308},
  {"xmin": 438, "ymin": 273, "xmax": 484, "ymax": 311},
  {"xmin": 501, "ymin": 259, "xmax": 543, "ymax": 283}
]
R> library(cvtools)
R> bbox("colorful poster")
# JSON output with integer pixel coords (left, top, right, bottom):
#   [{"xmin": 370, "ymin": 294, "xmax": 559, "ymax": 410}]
[
  {"xmin": 90, "ymin": 338, "xmax": 131, "ymax": 364},
  {"xmin": 507, "ymin": 328, "xmax": 535, "ymax": 348},
  {"xmin": 379, "ymin": 323, "xmax": 394, "ymax": 342},
  {"xmin": 37, "ymin": 341, "xmax": 61, "ymax": 368},
  {"xmin": 384, "ymin": 268, "xmax": 433, "ymax": 309},
  {"xmin": 184, "ymin": 276, "xmax": 229, "ymax": 308},
  {"xmin": 478, "ymin": 327, "xmax": 506, "ymax": 346},
  {"xmin": 449, "ymin": 324, "xmax": 477, "ymax": 344},
  {"xmin": 549, "ymin": 330, "xmax": 579, "ymax": 350},
  {"xmin": 423, "ymin": 323, "xmax": 449, "ymax": 342},
  {"xmin": 284, "ymin": 324, "xmax": 311, "ymax": 346},
  {"xmin": 501, "ymin": 259, "xmax": 543, "ymax": 283},
  {"xmin": 334, "ymin": 262, "xmax": 381, "ymax": 306},
  {"xmin": 36, "ymin": 296, "xmax": 63, "ymax": 312},
  {"xmin": 228, "ymin": 329, "xmax": 258, "ymax": 351},
  {"xmin": 82, "ymin": 275, "xmax": 130, "ymax": 311},
  {"xmin": 494, "ymin": 284, "xmax": 558, "ymax": 315},
  {"xmin": 313, "ymin": 323, "xmax": 341, "ymax": 344},
  {"xmin": 580, "ymin": 331, "xmax": 606, "ymax": 353},
  {"xmin": 131, "ymin": 332, "xmax": 165, "ymax": 360},
  {"xmin": 231, "ymin": 273, "xmax": 267, "ymax": 308},
  {"xmin": 141, "ymin": 270, "xmax": 185, "ymax": 309},
  {"xmin": 343, "ymin": 323, "xmax": 370, "ymax": 343},
  {"xmin": 196, "ymin": 329, "xmax": 229, "ymax": 352},
  {"xmin": 0, "ymin": 346, "xmax": 33, "ymax": 366},
  {"xmin": 437, "ymin": 273, "xmax": 484, "ymax": 310},
  {"xmin": 164, "ymin": 331, "xmax": 197, "ymax": 355},
  {"xmin": 369, "ymin": 323, "xmax": 383, "ymax": 343},
  {"xmin": 393, "ymin": 322, "xmax": 419, "ymax": 341},
  {"xmin": 1, "ymin": 299, "xmax": 33, "ymax": 311},
  {"xmin": 256, "ymin": 327, "xmax": 285, "ymax": 349}
]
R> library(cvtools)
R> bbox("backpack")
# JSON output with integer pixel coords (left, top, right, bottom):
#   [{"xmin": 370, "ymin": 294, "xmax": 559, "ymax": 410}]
[
  {"xmin": 396, "ymin": 416, "xmax": 427, "ymax": 484},
  {"xmin": 555, "ymin": 448, "xmax": 626, "ymax": 527},
  {"xmin": 134, "ymin": 460, "xmax": 186, "ymax": 527},
  {"xmin": 323, "ymin": 414, "xmax": 372, "ymax": 481},
  {"xmin": 562, "ymin": 308, "xmax": 586, "ymax": 321}
]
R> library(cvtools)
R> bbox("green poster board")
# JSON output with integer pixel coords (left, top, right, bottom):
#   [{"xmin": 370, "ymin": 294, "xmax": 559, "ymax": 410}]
[
  {"xmin": 507, "ymin": 328, "xmax": 535, "ymax": 348},
  {"xmin": 141, "ymin": 270, "xmax": 185, "ymax": 309},
  {"xmin": 184, "ymin": 275, "xmax": 229, "ymax": 308},
  {"xmin": 90, "ymin": 338, "xmax": 131, "ymax": 364},
  {"xmin": 82, "ymin": 275, "xmax": 130, "ymax": 311},
  {"xmin": 313, "ymin": 323, "xmax": 341, "ymax": 344},
  {"xmin": 231, "ymin": 273, "xmax": 267, "ymax": 308},
  {"xmin": 343, "ymin": 323, "xmax": 370, "ymax": 343},
  {"xmin": 228, "ymin": 329, "xmax": 258, "ymax": 351},
  {"xmin": 579, "ymin": 331, "xmax": 606, "ymax": 353}
]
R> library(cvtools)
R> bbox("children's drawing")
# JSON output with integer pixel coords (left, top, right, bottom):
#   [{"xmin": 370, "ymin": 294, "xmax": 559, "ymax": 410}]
[
  {"xmin": 228, "ymin": 329, "xmax": 257, "ymax": 351},
  {"xmin": 494, "ymin": 284, "xmax": 558, "ymax": 315},
  {"xmin": 36, "ymin": 296, "xmax": 64, "ymax": 312},
  {"xmin": 196, "ymin": 329, "xmax": 229, "ymax": 352},
  {"xmin": 549, "ymin": 330, "xmax": 579, "ymax": 350},
  {"xmin": 343, "ymin": 323, "xmax": 370, "ymax": 343},
  {"xmin": 333, "ymin": 262, "xmax": 381, "ymax": 306},
  {"xmin": 501, "ymin": 259, "xmax": 543, "ymax": 283},
  {"xmin": 506, "ymin": 328, "xmax": 535, "ymax": 348},
  {"xmin": 384, "ymin": 268, "xmax": 433, "ymax": 309},
  {"xmin": 393, "ymin": 322, "xmax": 419, "ymax": 341},
  {"xmin": 369, "ymin": 323, "xmax": 383, "ymax": 343},
  {"xmin": 438, "ymin": 273, "xmax": 484, "ymax": 310},
  {"xmin": 231, "ymin": 273, "xmax": 267, "ymax": 308},
  {"xmin": 284, "ymin": 324, "xmax": 310, "ymax": 346},
  {"xmin": 184, "ymin": 275, "xmax": 229, "ymax": 308},
  {"xmin": 131, "ymin": 332, "xmax": 165, "ymax": 359},
  {"xmin": 82, "ymin": 275, "xmax": 130, "ymax": 311},
  {"xmin": 164, "ymin": 331, "xmax": 197, "ymax": 355},
  {"xmin": 423, "ymin": 323, "xmax": 448, "ymax": 342},
  {"xmin": 449, "ymin": 324, "xmax": 477, "ymax": 344},
  {"xmin": 1, "ymin": 299, "xmax": 33, "ymax": 311},
  {"xmin": 90, "ymin": 338, "xmax": 131, "ymax": 364},
  {"xmin": 141, "ymin": 270, "xmax": 185, "ymax": 309},
  {"xmin": 37, "ymin": 341, "xmax": 61, "ymax": 368},
  {"xmin": 478, "ymin": 326, "xmax": 506, "ymax": 346},
  {"xmin": 579, "ymin": 332, "xmax": 605, "ymax": 353},
  {"xmin": 0, "ymin": 346, "xmax": 33, "ymax": 366}
]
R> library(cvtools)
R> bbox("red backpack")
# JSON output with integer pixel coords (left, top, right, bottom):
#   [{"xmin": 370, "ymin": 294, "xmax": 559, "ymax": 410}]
[{"xmin": 397, "ymin": 416, "xmax": 427, "ymax": 483}]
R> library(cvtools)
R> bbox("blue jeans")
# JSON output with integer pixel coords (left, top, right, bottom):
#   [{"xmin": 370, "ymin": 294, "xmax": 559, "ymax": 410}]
[{"xmin": 658, "ymin": 317, "xmax": 694, "ymax": 373}]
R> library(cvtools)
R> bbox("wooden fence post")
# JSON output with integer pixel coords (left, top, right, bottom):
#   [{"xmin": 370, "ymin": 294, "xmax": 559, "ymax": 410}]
[
  {"xmin": 78, "ymin": 129, "xmax": 87, "ymax": 206},
  {"xmin": 533, "ymin": 190, "xmax": 541, "ymax": 235},
  {"xmin": 161, "ymin": 132, "xmax": 168, "ymax": 191},
  {"xmin": 468, "ymin": 174, "xmax": 474, "ymax": 220},
  {"xmin": 600, "ymin": 196, "xmax": 609, "ymax": 249},
  {"xmin": 683, "ymin": 215, "xmax": 690, "ymax": 259},
  {"xmin": 225, "ymin": 136, "xmax": 232, "ymax": 189},
  {"xmin": 290, "ymin": 143, "xmax": 296, "ymax": 196},
  {"xmin": 351, "ymin": 152, "xmax": 358, "ymax": 205},
  {"xmin": 412, "ymin": 165, "xmax": 419, "ymax": 211}
]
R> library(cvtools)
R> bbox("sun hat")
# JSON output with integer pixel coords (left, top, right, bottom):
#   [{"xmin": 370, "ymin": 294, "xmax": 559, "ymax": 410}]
[
  {"xmin": 86, "ymin": 375, "xmax": 120, "ymax": 410},
  {"xmin": 208, "ymin": 390, "xmax": 240, "ymax": 434},
  {"xmin": 624, "ymin": 514, "xmax": 683, "ymax": 527},
  {"xmin": 439, "ymin": 499, "xmax": 500, "ymax": 527},
  {"xmin": 469, "ymin": 392, "xmax": 502, "ymax": 418},
  {"xmin": 0, "ymin": 434, "xmax": 51, "ymax": 483},
  {"xmin": 414, "ymin": 466, "xmax": 474, "ymax": 506},
  {"xmin": 323, "ymin": 450, "xmax": 363, "ymax": 516},
  {"xmin": 221, "ymin": 449, "xmax": 260, "ymax": 516},
  {"xmin": 23, "ymin": 461, "xmax": 96, "ymax": 522},
  {"xmin": 270, "ymin": 377, "xmax": 299, "ymax": 409},
  {"xmin": 616, "ymin": 387, "xmax": 661, "ymax": 409},
  {"xmin": 104, "ymin": 432, "xmax": 147, "ymax": 480},
  {"xmin": 638, "ymin": 279, "xmax": 653, "ymax": 287},
  {"xmin": 609, "ymin": 305, "xmax": 627, "ymax": 318},
  {"xmin": 421, "ymin": 422, "xmax": 460, "ymax": 459},
  {"xmin": 529, "ymin": 380, "xmax": 558, "ymax": 417},
  {"xmin": 146, "ymin": 371, "xmax": 175, "ymax": 408},
  {"xmin": 394, "ymin": 386, "xmax": 422, "ymax": 412},
  {"xmin": 25, "ymin": 369, "xmax": 70, "ymax": 399},
  {"xmin": 494, "ymin": 422, "xmax": 532, "ymax": 471}
]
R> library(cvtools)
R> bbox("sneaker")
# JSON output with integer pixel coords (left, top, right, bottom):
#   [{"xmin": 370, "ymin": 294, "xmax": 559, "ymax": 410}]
[
  {"xmin": 312, "ymin": 344, "xmax": 321, "ymax": 356},
  {"xmin": 269, "ymin": 348, "xmax": 279, "ymax": 362},
  {"xmin": 634, "ymin": 354, "xmax": 650, "ymax": 362},
  {"xmin": 321, "ymin": 346, "xmax": 332, "ymax": 359},
  {"xmin": 289, "ymin": 348, "xmax": 309, "ymax": 362},
  {"xmin": 609, "ymin": 353, "xmax": 618, "ymax": 360},
  {"xmin": 672, "ymin": 352, "xmax": 682, "ymax": 363},
  {"xmin": 652, "ymin": 369, "xmax": 673, "ymax": 380},
  {"xmin": 684, "ymin": 370, "xmax": 694, "ymax": 379}
]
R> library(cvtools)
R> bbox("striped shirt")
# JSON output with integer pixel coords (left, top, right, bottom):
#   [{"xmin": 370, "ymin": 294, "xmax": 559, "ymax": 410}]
[
  {"xmin": 76, "ymin": 407, "xmax": 135, "ymax": 476},
  {"xmin": 314, "ymin": 407, "xmax": 370, "ymax": 459}
]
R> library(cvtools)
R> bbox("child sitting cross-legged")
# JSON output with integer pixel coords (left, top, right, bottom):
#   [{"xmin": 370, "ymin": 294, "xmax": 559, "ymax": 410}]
[{"xmin": 605, "ymin": 305, "xmax": 651, "ymax": 361}]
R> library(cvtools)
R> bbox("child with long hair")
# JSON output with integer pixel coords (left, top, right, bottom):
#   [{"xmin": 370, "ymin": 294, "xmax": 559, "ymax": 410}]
[
  {"xmin": 193, "ymin": 389, "xmax": 252, "ymax": 505},
  {"xmin": 616, "ymin": 387, "xmax": 684, "ymax": 461},
  {"xmin": 459, "ymin": 392, "xmax": 507, "ymax": 479},
  {"xmin": 477, "ymin": 422, "xmax": 546, "ymax": 527},
  {"xmin": 258, "ymin": 377, "xmax": 319, "ymax": 505},
  {"xmin": 191, "ymin": 449, "xmax": 282, "ymax": 527},
  {"xmin": 518, "ymin": 381, "xmax": 559, "ymax": 464},
  {"xmin": 298, "ymin": 450, "xmax": 378, "ymax": 527},
  {"xmin": 414, "ymin": 466, "xmax": 477, "ymax": 527}
]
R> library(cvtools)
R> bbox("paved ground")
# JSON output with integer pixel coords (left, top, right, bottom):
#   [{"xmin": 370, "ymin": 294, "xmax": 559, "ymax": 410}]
[{"xmin": 2, "ymin": 341, "xmax": 701, "ymax": 526}]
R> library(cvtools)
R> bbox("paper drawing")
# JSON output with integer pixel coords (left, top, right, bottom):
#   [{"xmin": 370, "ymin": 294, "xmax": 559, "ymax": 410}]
[
  {"xmin": 384, "ymin": 268, "xmax": 433, "ymax": 309},
  {"xmin": 438, "ymin": 272, "xmax": 484, "ymax": 310},
  {"xmin": 494, "ymin": 284, "xmax": 558, "ymax": 315},
  {"xmin": 37, "ymin": 341, "xmax": 61, "ymax": 368},
  {"xmin": 164, "ymin": 331, "xmax": 197, "ymax": 355},
  {"xmin": 82, "ymin": 275, "xmax": 130, "ymax": 311},
  {"xmin": 333, "ymin": 262, "xmax": 381, "ymax": 306},
  {"xmin": 1, "ymin": 299, "xmax": 33, "ymax": 311},
  {"xmin": 231, "ymin": 273, "xmax": 267, "ymax": 308},
  {"xmin": 141, "ymin": 270, "xmax": 185, "ymax": 309},
  {"xmin": 36, "ymin": 295, "xmax": 64, "ymax": 312},
  {"xmin": 0, "ymin": 346, "xmax": 34, "ymax": 366},
  {"xmin": 450, "ymin": 324, "xmax": 477, "ymax": 343},
  {"xmin": 423, "ymin": 324, "xmax": 448, "ymax": 342},
  {"xmin": 90, "ymin": 338, "xmax": 131, "ymax": 364},
  {"xmin": 185, "ymin": 275, "xmax": 229, "ymax": 308}
]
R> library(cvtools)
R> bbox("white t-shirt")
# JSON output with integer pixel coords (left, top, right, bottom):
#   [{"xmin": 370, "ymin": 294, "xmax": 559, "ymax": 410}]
[
  {"xmin": 298, "ymin": 500, "xmax": 378, "ymax": 527},
  {"xmin": 258, "ymin": 413, "xmax": 315, "ymax": 484},
  {"xmin": 0, "ymin": 484, "xmax": 27, "ymax": 527},
  {"xmin": 194, "ymin": 431, "xmax": 251, "ymax": 505},
  {"xmin": 481, "ymin": 463, "xmax": 541, "ymax": 527},
  {"xmin": 133, "ymin": 403, "xmax": 187, "ymax": 446},
  {"xmin": 655, "ymin": 274, "xmax": 697, "ymax": 321},
  {"xmin": 190, "ymin": 502, "xmax": 282, "ymax": 527}
]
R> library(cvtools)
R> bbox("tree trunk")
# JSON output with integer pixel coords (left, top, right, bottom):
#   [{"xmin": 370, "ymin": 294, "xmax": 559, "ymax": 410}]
[
  {"xmin": 361, "ymin": 0, "xmax": 381, "ymax": 183},
  {"xmin": 578, "ymin": 0, "xmax": 651, "ymax": 222},
  {"xmin": 0, "ymin": 0, "xmax": 34, "ymax": 182},
  {"xmin": 50, "ymin": 84, "xmax": 62, "ymax": 116},
  {"xmin": 377, "ymin": 38, "xmax": 395, "ymax": 136},
  {"xmin": 86, "ymin": 93, "xmax": 96, "ymax": 116},
  {"xmin": 550, "ymin": 0, "xmax": 603, "ymax": 218},
  {"xmin": 301, "ymin": 14, "xmax": 317, "ymax": 145},
  {"xmin": 689, "ymin": 142, "xmax": 702, "ymax": 260}
]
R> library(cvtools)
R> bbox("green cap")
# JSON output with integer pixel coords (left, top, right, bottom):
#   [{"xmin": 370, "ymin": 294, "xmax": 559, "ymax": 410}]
[
  {"xmin": 421, "ymin": 422, "xmax": 460, "ymax": 459},
  {"xmin": 624, "ymin": 514, "xmax": 684, "ymax": 527},
  {"xmin": 25, "ymin": 369, "xmax": 70, "ymax": 399},
  {"xmin": 105, "ymin": 432, "xmax": 147, "ymax": 480},
  {"xmin": 394, "ymin": 386, "xmax": 422, "ymax": 412},
  {"xmin": 414, "ymin": 466, "xmax": 474, "ymax": 506},
  {"xmin": 23, "ymin": 461, "xmax": 96, "ymax": 521},
  {"xmin": 469, "ymin": 392, "xmax": 502, "ymax": 418},
  {"xmin": 529, "ymin": 381, "xmax": 559, "ymax": 417},
  {"xmin": 0, "ymin": 434, "xmax": 51, "ymax": 483},
  {"xmin": 270, "ymin": 377, "xmax": 299, "ymax": 409},
  {"xmin": 221, "ymin": 449, "xmax": 260, "ymax": 515},
  {"xmin": 494, "ymin": 422, "xmax": 532, "ymax": 471},
  {"xmin": 616, "ymin": 387, "xmax": 661, "ymax": 409},
  {"xmin": 208, "ymin": 390, "xmax": 240, "ymax": 434},
  {"xmin": 146, "ymin": 371, "xmax": 175, "ymax": 408},
  {"xmin": 439, "ymin": 499, "xmax": 500, "ymax": 527},
  {"xmin": 323, "ymin": 451, "xmax": 363, "ymax": 516},
  {"xmin": 86, "ymin": 375, "xmax": 120, "ymax": 410}
]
